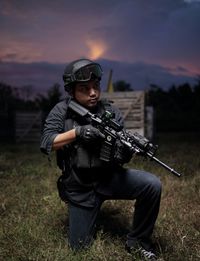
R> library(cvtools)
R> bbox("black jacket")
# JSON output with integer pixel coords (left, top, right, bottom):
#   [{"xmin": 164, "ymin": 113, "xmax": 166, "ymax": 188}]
[{"xmin": 40, "ymin": 96, "xmax": 124, "ymax": 207}]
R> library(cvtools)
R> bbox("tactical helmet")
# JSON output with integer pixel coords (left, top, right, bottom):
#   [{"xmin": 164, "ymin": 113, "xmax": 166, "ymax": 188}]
[{"xmin": 63, "ymin": 58, "xmax": 103, "ymax": 92}]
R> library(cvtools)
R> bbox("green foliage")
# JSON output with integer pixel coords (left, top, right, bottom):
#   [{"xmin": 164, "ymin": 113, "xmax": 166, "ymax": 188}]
[
  {"xmin": 0, "ymin": 82, "xmax": 63, "ymax": 112},
  {"xmin": 35, "ymin": 83, "xmax": 63, "ymax": 112},
  {"xmin": 147, "ymin": 80, "xmax": 200, "ymax": 131},
  {"xmin": 0, "ymin": 134, "xmax": 199, "ymax": 261},
  {"xmin": 0, "ymin": 82, "xmax": 18, "ymax": 111},
  {"xmin": 113, "ymin": 80, "xmax": 133, "ymax": 92},
  {"xmin": 0, "ymin": 82, "xmax": 37, "ymax": 111}
]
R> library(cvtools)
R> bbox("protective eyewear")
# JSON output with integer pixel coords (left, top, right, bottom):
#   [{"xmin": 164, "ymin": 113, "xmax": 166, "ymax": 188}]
[{"xmin": 72, "ymin": 64, "xmax": 103, "ymax": 82}]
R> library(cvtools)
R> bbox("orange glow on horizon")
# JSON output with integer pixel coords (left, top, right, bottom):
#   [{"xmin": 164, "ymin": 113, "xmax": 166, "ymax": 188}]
[{"xmin": 86, "ymin": 40, "xmax": 107, "ymax": 60}]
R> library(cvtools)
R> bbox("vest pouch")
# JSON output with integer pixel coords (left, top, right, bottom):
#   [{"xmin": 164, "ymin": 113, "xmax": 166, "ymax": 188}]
[
  {"xmin": 57, "ymin": 174, "xmax": 68, "ymax": 203},
  {"xmin": 72, "ymin": 143, "xmax": 104, "ymax": 169}
]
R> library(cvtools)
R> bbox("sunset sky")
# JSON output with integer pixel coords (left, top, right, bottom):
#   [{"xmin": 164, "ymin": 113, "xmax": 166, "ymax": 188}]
[{"xmin": 0, "ymin": 0, "xmax": 200, "ymax": 92}]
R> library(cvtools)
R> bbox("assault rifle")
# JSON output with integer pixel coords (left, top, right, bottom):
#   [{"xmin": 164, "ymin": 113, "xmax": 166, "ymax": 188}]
[{"xmin": 68, "ymin": 100, "xmax": 182, "ymax": 177}]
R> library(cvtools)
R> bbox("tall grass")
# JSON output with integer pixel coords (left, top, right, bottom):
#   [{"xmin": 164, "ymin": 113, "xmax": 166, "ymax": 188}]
[{"xmin": 0, "ymin": 133, "xmax": 199, "ymax": 261}]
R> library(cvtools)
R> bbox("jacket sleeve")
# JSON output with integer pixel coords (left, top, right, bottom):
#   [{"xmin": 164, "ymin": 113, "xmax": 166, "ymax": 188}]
[{"xmin": 40, "ymin": 101, "xmax": 68, "ymax": 155}]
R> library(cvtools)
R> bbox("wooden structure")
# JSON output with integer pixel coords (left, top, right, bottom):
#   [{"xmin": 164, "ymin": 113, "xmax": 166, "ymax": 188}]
[
  {"xmin": 101, "ymin": 91, "xmax": 146, "ymax": 136},
  {"xmin": 11, "ymin": 91, "xmax": 153, "ymax": 143},
  {"xmin": 15, "ymin": 111, "xmax": 42, "ymax": 143}
]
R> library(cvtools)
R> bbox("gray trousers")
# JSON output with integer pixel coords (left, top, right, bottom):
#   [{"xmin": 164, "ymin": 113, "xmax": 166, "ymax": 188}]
[{"xmin": 68, "ymin": 168, "xmax": 162, "ymax": 251}]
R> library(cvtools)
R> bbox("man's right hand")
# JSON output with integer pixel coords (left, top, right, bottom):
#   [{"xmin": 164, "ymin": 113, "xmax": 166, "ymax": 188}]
[{"xmin": 75, "ymin": 125, "xmax": 105, "ymax": 143}]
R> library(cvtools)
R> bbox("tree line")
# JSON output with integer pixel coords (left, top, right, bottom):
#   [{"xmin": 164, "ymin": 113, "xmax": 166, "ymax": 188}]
[
  {"xmin": 146, "ymin": 81, "xmax": 200, "ymax": 132},
  {"xmin": 0, "ymin": 79, "xmax": 200, "ymax": 132},
  {"xmin": 0, "ymin": 82, "xmax": 63, "ymax": 113}
]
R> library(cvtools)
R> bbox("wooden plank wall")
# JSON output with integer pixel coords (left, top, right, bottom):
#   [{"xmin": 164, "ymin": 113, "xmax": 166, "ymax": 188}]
[
  {"xmin": 15, "ymin": 111, "xmax": 42, "ymax": 143},
  {"xmin": 101, "ymin": 91, "xmax": 145, "ymax": 135}
]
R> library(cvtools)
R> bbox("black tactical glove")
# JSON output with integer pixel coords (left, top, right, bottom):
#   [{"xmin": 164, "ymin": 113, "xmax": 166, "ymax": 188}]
[
  {"xmin": 75, "ymin": 125, "xmax": 105, "ymax": 143},
  {"xmin": 114, "ymin": 141, "xmax": 133, "ymax": 165}
]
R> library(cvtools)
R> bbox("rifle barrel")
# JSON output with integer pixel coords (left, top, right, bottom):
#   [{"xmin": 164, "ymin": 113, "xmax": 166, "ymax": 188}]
[{"xmin": 147, "ymin": 152, "xmax": 182, "ymax": 177}]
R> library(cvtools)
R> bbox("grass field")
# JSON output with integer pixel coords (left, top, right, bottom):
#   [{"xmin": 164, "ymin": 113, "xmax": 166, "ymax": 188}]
[{"xmin": 0, "ymin": 133, "xmax": 200, "ymax": 261}]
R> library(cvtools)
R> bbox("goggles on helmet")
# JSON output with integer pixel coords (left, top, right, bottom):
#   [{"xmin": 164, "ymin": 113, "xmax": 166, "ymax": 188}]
[
  {"xmin": 64, "ymin": 63, "xmax": 103, "ymax": 86},
  {"xmin": 73, "ymin": 63, "xmax": 102, "ymax": 82}
]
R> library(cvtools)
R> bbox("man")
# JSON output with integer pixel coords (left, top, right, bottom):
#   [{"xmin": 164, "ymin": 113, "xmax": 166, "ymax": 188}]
[{"xmin": 40, "ymin": 58, "xmax": 162, "ymax": 260}]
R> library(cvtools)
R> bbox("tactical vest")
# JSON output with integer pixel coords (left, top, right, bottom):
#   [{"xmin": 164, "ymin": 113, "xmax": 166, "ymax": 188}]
[{"xmin": 56, "ymin": 98, "xmax": 114, "ymax": 172}]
